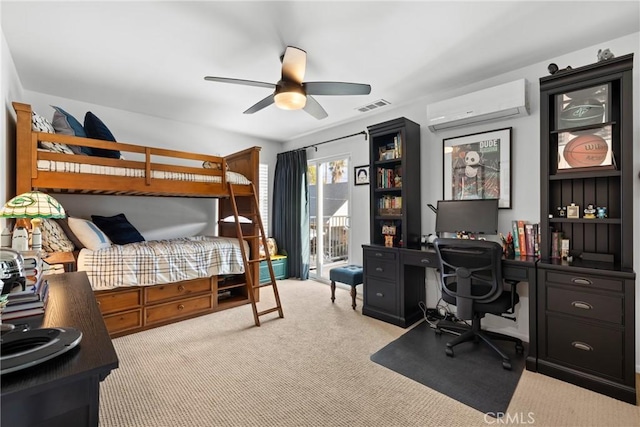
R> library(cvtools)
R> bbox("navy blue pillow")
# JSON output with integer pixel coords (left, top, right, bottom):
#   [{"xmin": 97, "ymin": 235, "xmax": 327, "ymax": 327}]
[
  {"xmin": 83, "ymin": 112, "xmax": 121, "ymax": 158},
  {"xmin": 91, "ymin": 213, "xmax": 145, "ymax": 245}
]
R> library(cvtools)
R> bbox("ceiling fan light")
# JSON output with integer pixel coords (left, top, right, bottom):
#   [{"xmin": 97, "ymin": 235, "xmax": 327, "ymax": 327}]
[{"xmin": 274, "ymin": 91, "xmax": 307, "ymax": 110}]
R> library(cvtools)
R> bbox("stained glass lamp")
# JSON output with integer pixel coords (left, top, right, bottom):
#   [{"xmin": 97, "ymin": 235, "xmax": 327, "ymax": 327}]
[{"xmin": 0, "ymin": 191, "xmax": 66, "ymax": 251}]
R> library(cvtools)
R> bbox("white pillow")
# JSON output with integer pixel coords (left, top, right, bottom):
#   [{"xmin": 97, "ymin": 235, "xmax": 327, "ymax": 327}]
[
  {"xmin": 41, "ymin": 218, "xmax": 75, "ymax": 253},
  {"xmin": 226, "ymin": 171, "xmax": 251, "ymax": 185},
  {"xmin": 67, "ymin": 217, "xmax": 112, "ymax": 251},
  {"xmin": 31, "ymin": 111, "xmax": 75, "ymax": 155}
]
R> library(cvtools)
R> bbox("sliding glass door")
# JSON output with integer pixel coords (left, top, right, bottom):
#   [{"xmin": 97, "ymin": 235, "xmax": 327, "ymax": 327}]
[{"xmin": 308, "ymin": 156, "xmax": 350, "ymax": 281}]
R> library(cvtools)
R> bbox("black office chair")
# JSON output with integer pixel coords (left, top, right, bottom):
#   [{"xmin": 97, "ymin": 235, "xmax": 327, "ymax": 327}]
[{"xmin": 433, "ymin": 238, "xmax": 524, "ymax": 370}]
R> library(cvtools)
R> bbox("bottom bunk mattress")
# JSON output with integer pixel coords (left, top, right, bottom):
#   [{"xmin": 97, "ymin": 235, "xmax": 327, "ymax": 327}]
[{"xmin": 77, "ymin": 236, "xmax": 248, "ymax": 290}]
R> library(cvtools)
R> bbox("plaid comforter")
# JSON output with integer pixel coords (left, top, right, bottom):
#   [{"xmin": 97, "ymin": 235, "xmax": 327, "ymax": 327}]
[{"xmin": 78, "ymin": 236, "xmax": 248, "ymax": 290}]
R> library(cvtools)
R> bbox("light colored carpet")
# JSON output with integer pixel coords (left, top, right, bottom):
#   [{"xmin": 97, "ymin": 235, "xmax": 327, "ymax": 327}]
[{"xmin": 99, "ymin": 279, "xmax": 640, "ymax": 427}]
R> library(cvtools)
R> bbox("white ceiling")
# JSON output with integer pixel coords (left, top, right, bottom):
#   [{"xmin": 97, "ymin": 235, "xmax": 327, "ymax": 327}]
[{"xmin": 2, "ymin": 1, "xmax": 639, "ymax": 142}]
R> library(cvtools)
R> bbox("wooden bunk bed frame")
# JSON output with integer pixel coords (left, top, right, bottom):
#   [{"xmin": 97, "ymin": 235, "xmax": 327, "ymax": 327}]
[{"xmin": 13, "ymin": 102, "xmax": 262, "ymax": 337}]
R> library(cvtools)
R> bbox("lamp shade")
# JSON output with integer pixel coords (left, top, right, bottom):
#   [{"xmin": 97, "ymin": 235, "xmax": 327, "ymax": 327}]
[
  {"xmin": 274, "ymin": 82, "xmax": 306, "ymax": 110},
  {"xmin": 274, "ymin": 91, "xmax": 307, "ymax": 110},
  {"xmin": 0, "ymin": 191, "xmax": 66, "ymax": 219}
]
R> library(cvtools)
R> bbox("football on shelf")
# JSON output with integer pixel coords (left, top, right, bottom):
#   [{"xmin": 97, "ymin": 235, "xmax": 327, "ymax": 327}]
[
  {"xmin": 562, "ymin": 134, "xmax": 608, "ymax": 167},
  {"xmin": 559, "ymin": 98, "xmax": 605, "ymax": 128}
]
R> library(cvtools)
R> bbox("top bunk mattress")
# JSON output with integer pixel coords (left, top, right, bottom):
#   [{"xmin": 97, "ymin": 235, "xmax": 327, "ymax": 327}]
[{"xmin": 37, "ymin": 157, "xmax": 251, "ymax": 185}]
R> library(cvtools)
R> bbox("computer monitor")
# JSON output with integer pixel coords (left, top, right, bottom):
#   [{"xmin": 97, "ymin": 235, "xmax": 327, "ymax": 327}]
[{"xmin": 435, "ymin": 199, "xmax": 499, "ymax": 235}]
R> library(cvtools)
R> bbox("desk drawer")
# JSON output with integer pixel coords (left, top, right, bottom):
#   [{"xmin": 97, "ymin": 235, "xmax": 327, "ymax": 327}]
[
  {"xmin": 503, "ymin": 265, "xmax": 529, "ymax": 282},
  {"xmin": 363, "ymin": 248, "xmax": 396, "ymax": 261},
  {"xmin": 545, "ymin": 271, "xmax": 622, "ymax": 292},
  {"xmin": 546, "ymin": 315, "xmax": 623, "ymax": 379},
  {"xmin": 365, "ymin": 277, "xmax": 397, "ymax": 313},
  {"xmin": 401, "ymin": 251, "xmax": 436, "ymax": 268},
  {"xmin": 145, "ymin": 294, "xmax": 214, "ymax": 325},
  {"xmin": 364, "ymin": 258, "xmax": 397, "ymax": 281},
  {"xmin": 547, "ymin": 286, "xmax": 622, "ymax": 324}
]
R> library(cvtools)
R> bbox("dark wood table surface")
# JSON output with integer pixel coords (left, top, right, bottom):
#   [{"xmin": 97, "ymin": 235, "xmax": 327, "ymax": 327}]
[{"xmin": 1, "ymin": 271, "xmax": 119, "ymax": 427}]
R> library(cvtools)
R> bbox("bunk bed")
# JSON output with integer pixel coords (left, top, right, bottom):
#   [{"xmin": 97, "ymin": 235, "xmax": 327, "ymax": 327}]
[{"xmin": 12, "ymin": 102, "xmax": 262, "ymax": 337}]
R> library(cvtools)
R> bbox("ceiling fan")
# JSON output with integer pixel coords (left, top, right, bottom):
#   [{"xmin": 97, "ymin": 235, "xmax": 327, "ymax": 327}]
[{"xmin": 204, "ymin": 46, "xmax": 371, "ymax": 120}]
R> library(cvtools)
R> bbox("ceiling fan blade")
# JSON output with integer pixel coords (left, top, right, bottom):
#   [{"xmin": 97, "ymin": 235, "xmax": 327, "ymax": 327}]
[
  {"xmin": 281, "ymin": 46, "xmax": 306, "ymax": 84},
  {"xmin": 304, "ymin": 82, "xmax": 372, "ymax": 96},
  {"xmin": 243, "ymin": 94, "xmax": 275, "ymax": 114},
  {"xmin": 204, "ymin": 76, "xmax": 275, "ymax": 89},
  {"xmin": 303, "ymin": 95, "xmax": 328, "ymax": 120}
]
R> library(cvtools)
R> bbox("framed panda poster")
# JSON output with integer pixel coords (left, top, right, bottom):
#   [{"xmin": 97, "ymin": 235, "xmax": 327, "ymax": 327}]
[{"xmin": 442, "ymin": 127, "xmax": 512, "ymax": 209}]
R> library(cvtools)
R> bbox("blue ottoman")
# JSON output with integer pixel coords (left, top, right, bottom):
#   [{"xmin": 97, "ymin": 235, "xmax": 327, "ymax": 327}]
[{"xmin": 329, "ymin": 265, "xmax": 363, "ymax": 310}]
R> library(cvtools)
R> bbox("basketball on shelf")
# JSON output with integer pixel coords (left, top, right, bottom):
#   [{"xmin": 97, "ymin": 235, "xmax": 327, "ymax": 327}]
[
  {"xmin": 562, "ymin": 134, "xmax": 608, "ymax": 167},
  {"xmin": 560, "ymin": 98, "xmax": 605, "ymax": 128}
]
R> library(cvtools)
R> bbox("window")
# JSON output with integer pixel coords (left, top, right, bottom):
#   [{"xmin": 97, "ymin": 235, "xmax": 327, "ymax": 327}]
[{"xmin": 259, "ymin": 163, "xmax": 269, "ymax": 237}]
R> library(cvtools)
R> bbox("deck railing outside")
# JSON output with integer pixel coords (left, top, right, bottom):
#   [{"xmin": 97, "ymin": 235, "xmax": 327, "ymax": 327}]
[{"xmin": 310, "ymin": 215, "xmax": 349, "ymax": 264}]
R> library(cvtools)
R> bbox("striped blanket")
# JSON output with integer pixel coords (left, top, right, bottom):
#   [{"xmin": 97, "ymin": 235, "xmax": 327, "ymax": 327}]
[
  {"xmin": 77, "ymin": 236, "xmax": 248, "ymax": 290},
  {"xmin": 37, "ymin": 158, "xmax": 252, "ymax": 185}
]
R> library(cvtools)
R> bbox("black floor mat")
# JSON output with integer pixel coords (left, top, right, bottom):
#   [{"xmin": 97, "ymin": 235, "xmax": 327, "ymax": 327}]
[{"xmin": 370, "ymin": 321, "xmax": 526, "ymax": 415}]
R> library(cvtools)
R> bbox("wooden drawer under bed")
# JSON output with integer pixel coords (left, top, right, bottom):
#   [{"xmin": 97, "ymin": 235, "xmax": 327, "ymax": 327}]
[
  {"xmin": 144, "ymin": 278, "xmax": 213, "ymax": 304},
  {"xmin": 94, "ymin": 275, "xmax": 253, "ymax": 337}
]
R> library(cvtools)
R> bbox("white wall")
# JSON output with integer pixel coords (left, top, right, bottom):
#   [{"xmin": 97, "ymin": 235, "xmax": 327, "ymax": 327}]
[
  {"xmin": 1, "ymin": 86, "xmax": 283, "ymax": 240},
  {"xmin": 3, "ymin": 21, "xmax": 639, "ymax": 368},
  {"xmin": 1, "ymin": 25, "xmax": 24, "ymax": 231},
  {"xmin": 285, "ymin": 33, "xmax": 640, "ymax": 368}
]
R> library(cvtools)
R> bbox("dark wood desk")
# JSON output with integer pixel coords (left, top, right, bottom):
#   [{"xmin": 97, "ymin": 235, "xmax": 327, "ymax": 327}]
[
  {"xmin": 362, "ymin": 244, "xmax": 538, "ymax": 369},
  {"xmin": 1, "ymin": 272, "xmax": 119, "ymax": 427}
]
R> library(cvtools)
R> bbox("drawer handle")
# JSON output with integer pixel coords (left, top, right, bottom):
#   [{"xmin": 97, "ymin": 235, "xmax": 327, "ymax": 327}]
[
  {"xmin": 178, "ymin": 304, "xmax": 185, "ymax": 310},
  {"xmin": 571, "ymin": 341, "xmax": 593, "ymax": 352},
  {"xmin": 375, "ymin": 252, "xmax": 383, "ymax": 257},
  {"xmin": 178, "ymin": 285, "xmax": 185, "ymax": 292},
  {"xmin": 420, "ymin": 259, "xmax": 430, "ymax": 264},
  {"xmin": 375, "ymin": 267, "xmax": 383, "ymax": 272},
  {"xmin": 571, "ymin": 301, "xmax": 593, "ymax": 310},
  {"xmin": 571, "ymin": 277, "xmax": 593, "ymax": 286},
  {"xmin": 376, "ymin": 292, "xmax": 384, "ymax": 297}
]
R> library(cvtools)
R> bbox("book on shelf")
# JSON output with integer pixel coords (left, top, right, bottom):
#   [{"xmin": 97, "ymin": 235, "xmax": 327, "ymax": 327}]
[
  {"xmin": 517, "ymin": 220, "xmax": 527, "ymax": 257},
  {"xmin": 511, "ymin": 221, "xmax": 520, "ymax": 256},
  {"xmin": 525, "ymin": 224, "xmax": 535, "ymax": 257},
  {"xmin": 6, "ymin": 277, "xmax": 48, "ymax": 304},
  {"xmin": 20, "ymin": 250, "xmax": 43, "ymax": 269},
  {"xmin": 551, "ymin": 231, "xmax": 563, "ymax": 259},
  {"xmin": 1, "ymin": 307, "xmax": 45, "ymax": 321},
  {"xmin": 510, "ymin": 220, "xmax": 541, "ymax": 258},
  {"xmin": 2, "ymin": 295, "xmax": 48, "ymax": 313},
  {"xmin": 4, "ymin": 281, "xmax": 49, "ymax": 309}
]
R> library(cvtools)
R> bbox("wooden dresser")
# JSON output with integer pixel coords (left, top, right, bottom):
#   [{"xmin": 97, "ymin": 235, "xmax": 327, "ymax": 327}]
[{"xmin": 1, "ymin": 272, "xmax": 119, "ymax": 427}]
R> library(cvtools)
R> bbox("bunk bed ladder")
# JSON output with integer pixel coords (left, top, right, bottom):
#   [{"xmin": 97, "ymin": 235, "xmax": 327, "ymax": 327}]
[{"xmin": 228, "ymin": 183, "xmax": 284, "ymax": 326}]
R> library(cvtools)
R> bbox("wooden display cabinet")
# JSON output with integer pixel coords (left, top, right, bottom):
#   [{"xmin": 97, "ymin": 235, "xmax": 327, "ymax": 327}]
[
  {"xmin": 537, "ymin": 53, "xmax": 636, "ymax": 404},
  {"xmin": 362, "ymin": 117, "xmax": 422, "ymax": 326},
  {"xmin": 367, "ymin": 117, "xmax": 421, "ymax": 249}
]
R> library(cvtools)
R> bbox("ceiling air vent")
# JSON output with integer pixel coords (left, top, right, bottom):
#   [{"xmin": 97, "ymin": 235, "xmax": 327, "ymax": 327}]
[{"xmin": 356, "ymin": 99, "xmax": 390, "ymax": 113}]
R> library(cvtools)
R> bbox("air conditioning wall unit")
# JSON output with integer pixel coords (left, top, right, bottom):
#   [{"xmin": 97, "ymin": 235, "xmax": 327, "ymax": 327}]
[{"xmin": 426, "ymin": 79, "xmax": 529, "ymax": 132}]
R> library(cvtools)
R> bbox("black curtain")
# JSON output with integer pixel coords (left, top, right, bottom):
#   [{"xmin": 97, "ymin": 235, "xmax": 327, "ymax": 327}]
[{"xmin": 272, "ymin": 150, "xmax": 310, "ymax": 279}]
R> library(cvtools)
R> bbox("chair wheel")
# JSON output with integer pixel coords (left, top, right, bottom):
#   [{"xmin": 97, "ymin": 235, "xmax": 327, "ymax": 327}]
[
  {"xmin": 515, "ymin": 344, "xmax": 525, "ymax": 354},
  {"xmin": 445, "ymin": 347, "xmax": 454, "ymax": 357},
  {"xmin": 502, "ymin": 360, "xmax": 512, "ymax": 370}
]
